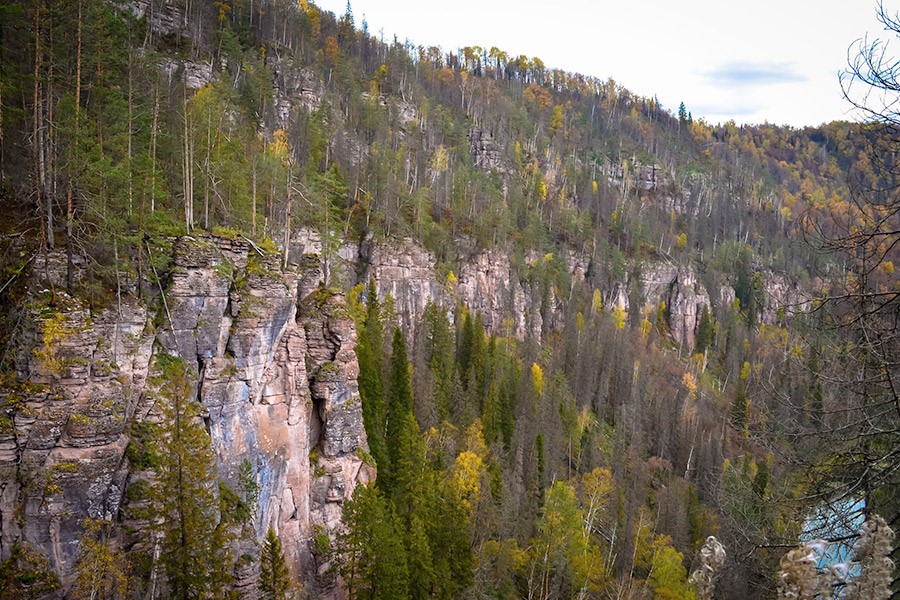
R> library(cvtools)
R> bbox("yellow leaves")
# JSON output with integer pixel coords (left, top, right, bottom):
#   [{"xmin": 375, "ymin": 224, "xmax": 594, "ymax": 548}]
[
  {"xmin": 549, "ymin": 105, "xmax": 565, "ymax": 135},
  {"xmin": 537, "ymin": 179, "xmax": 547, "ymax": 203},
  {"xmin": 681, "ymin": 371, "xmax": 698, "ymax": 400},
  {"xmin": 569, "ymin": 540, "xmax": 608, "ymax": 593},
  {"xmin": 189, "ymin": 83, "xmax": 217, "ymax": 113},
  {"xmin": 582, "ymin": 467, "xmax": 614, "ymax": 511},
  {"xmin": 531, "ymin": 362, "xmax": 544, "ymax": 396},
  {"xmin": 676, "ymin": 232, "xmax": 687, "ymax": 251},
  {"xmin": 576, "ymin": 406, "xmax": 596, "ymax": 436},
  {"xmin": 640, "ymin": 317, "xmax": 652, "ymax": 339},
  {"xmin": 445, "ymin": 270, "xmax": 458, "ymax": 290},
  {"xmin": 612, "ymin": 305, "xmax": 626, "ymax": 329},
  {"xmin": 690, "ymin": 119, "xmax": 712, "ymax": 144},
  {"xmin": 689, "ymin": 352, "xmax": 706, "ymax": 373},
  {"xmin": 34, "ymin": 311, "xmax": 72, "ymax": 377},
  {"xmin": 759, "ymin": 323, "xmax": 789, "ymax": 349},
  {"xmin": 71, "ymin": 518, "xmax": 130, "ymax": 599},
  {"xmin": 882, "ymin": 260, "xmax": 894, "ymax": 275},
  {"xmin": 430, "ymin": 145, "xmax": 449, "ymax": 173},
  {"xmin": 591, "ymin": 179, "xmax": 599, "ymax": 195},
  {"xmin": 576, "ymin": 311, "xmax": 585, "ymax": 332},
  {"xmin": 463, "ymin": 420, "xmax": 488, "ymax": 457},
  {"xmin": 305, "ymin": 4, "xmax": 321, "ymax": 38},
  {"xmin": 739, "ymin": 361, "xmax": 751, "ymax": 382},
  {"xmin": 524, "ymin": 83, "xmax": 552, "ymax": 110},
  {"xmin": 451, "ymin": 451, "xmax": 484, "ymax": 520},
  {"xmin": 591, "ymin": 289, "xmax": 603, "ymax": 315},
  {"xmin": 213, "ymin": 1, "xmax": 231, "ymax": 23},
  {"xmin": 435, "ymin": 67, "xmax": 456, "ymax": 85},
  {"xmin": 481, "ymin": 538, "xmax": 529, "ymax": 573},
  {"xmin": 649, "ymin": 543, "xmax": 696, "ymax": 600},
  {"xmin": 267, "ymin": 129, "xmax": 289, "ymax": 161},
  {"xmin": 780, "ymin": 206, "xmax": 792, "ymax": 222},
  {"xmin": 346, "ymin": 283, "xmax": 366, "ymax": 327}
]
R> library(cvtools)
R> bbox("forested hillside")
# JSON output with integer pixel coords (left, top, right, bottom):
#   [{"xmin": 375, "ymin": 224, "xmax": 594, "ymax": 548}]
[{"xmin": 0, "ymin": 0, "xmax": 896, "ymax": 598}]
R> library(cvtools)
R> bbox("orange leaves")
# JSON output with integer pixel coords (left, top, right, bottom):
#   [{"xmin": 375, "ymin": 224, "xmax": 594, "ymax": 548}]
[
  {"xmin": 524, "ymin": 83, "xmax": 552, "ymax": 111},
  {"xmin": 324, "ymin": 36, "xmax": 339, "ymax": 64}
]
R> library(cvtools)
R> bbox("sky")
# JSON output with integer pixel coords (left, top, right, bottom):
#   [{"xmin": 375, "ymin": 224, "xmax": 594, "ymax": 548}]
[{"xmin": 312, "ymin": 0, "xmax": 887, "ymax": 127}]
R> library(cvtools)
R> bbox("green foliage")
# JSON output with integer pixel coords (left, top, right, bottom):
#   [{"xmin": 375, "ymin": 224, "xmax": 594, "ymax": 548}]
[
  {"xmin": 147, "ymin": 355, "xmax": 232, "ymax": 599},
  {"xmin": 381, "ymin": 327, "xmax": 415, "ymax": 498},
  {"xmin": 357, "ymin": 281, "xmax": 387, "ymax": 472},
  {"xmin": 218, "ymin": 481, "xmax": 252, "ymax": 525},
  {"xmin": 1, "ymin": 2, "xmax": 885, "ymax": 596},
  {"xmin": 238, "ymin": 458, "xmax": 260, "ymax": 512},
  {"xmin": 649, "ymin": 544, "xmax": 696, "ymax": 600},
  {"xmin": 259, "ymin": 526, "xmax": 293, "ymax": 600},
  {"xmin": 695, "ymin": 305, "xmax": 714, "ymax": 355},
  {"xmin": 336, "ymin": 485, "xmax": 409, "ymax": 600},
  {"xmin": 0, "ymin": 543, "xmax": 60, "ymax": 599},
  {"xmin": 70, "ymin": 519, "xmax": 130, "ymax": 600},
  {"xmin": 125, "ymin": 421, "xmax": 159, "ymax": 470}
]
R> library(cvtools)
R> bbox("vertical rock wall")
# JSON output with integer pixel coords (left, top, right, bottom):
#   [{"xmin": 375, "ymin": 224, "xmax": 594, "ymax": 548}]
[{"xmin": 1, "ymin": 235, "xmax": 370, "ymax": 597}]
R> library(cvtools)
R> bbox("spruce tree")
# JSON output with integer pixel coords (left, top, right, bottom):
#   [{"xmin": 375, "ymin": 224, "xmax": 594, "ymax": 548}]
[
  {"xmin": 337, "ymin": 485, "xmax": 409, "ymax": 600},
  {"xmin": 259, "ymin": 526, "xmax": 291, "ymax": 600},
  {"xmin": 695, "ymin": 305, "xmax": 714, "ymax": 355},
  {"xmin": 422, "ymin": 303, "xmax": 455, "ymax": 421},
  {"xmin": 358, "ymin": 280, "xmax": 387, "ymax": 471},
  {"xmin": 731, "ymin": 362, "xmax": 751, "ymax": 436},
  {"xmin": 148, "ymin": 355, "xmax": 231, "ymax": 600},
  {"xmin": 382, "ymin": 327, "xmax": 415, "ymax": 496}
]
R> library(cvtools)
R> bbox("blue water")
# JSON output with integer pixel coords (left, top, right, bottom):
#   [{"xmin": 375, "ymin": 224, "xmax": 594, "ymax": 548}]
[{"xmin": 802, "ymin": 497, "xmax": 866, "ymax": 588}]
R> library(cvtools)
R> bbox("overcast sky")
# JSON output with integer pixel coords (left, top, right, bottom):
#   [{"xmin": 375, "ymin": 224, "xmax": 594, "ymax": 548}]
[{"xmin": 313, "ymin": 0, "xmax": 886, "ymax": 127}]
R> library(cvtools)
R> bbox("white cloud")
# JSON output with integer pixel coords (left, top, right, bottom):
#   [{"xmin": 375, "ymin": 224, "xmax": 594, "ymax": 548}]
[{"xmin": 314, "ymin": 0, "xmax": 883, "ymax": 126}]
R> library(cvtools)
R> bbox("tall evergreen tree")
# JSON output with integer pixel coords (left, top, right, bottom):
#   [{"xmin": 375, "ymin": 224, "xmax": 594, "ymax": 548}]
[
  {"xmin": 357, "ymin": 280, "xmax": 387, "ymax": 471},
  {"xmin": 148, "ymin": 355, "xmax": 231, "ymax": 600},
  {"xmin": 695, "ymin": 304, "xmax": 714, "ymax": 355},
  {"xmin": 259, "ymin": 526, "xmax": 292, "ymax": 600},
  {"xmin": 382, "ymin": 327, "xmax": 415, "ymax": 496},
  {"xmin": 336, "ymin": 485, "xmax": 409, "ymax": 600}
]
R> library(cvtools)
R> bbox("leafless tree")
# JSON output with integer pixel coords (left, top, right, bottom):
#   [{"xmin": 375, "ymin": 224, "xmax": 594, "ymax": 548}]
[{"xmin": 768, "ymin": 1, "xmax": 900, "ymax": 586}]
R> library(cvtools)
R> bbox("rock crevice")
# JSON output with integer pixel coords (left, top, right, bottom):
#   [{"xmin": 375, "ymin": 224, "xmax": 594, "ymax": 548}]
[{"xmin": 2, "ymin": 235, "xmax": 369, "ymax": 597}]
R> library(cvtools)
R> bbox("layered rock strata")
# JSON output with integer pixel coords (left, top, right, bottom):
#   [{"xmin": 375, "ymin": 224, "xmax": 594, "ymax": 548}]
[{"xmin": 2, "ymin": 235, "xmax": 369, "ymax": 597}]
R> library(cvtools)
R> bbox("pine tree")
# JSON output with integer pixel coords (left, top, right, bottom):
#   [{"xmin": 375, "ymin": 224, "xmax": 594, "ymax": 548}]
[
  {"xmin": 259, "ymin": 526, "xmax": 292, "ymax": 600},
  {"xmin": 425, "ymin": 478, "xmax": 474, "ymax": 599},
  {"xmin": 406, "ymin": 514, "xmax": 434, "ymax": 600},
  {"xmin": 358, "ymin": 280, "xmax": 387, "ymax": 471},
  {"xmin": 382, "ymin": 327, "xmax": 414, "ymax": 496},
  {"xmin": 422, "ymin": 302, "xmax": 455, "ymax": 421},
  {"xmin": 336, "ymin": 485, "xmax": 409, "ymax": 600},
  {"xmin": 70, "ymin": 519, "xmax": 130, "ymax": 600},
  {"xmin": 695, "ymin": 305, "xmax": 714, "ymax": 355},
  {"xmin": 731, "ymin": 361, "xmax": 751, "ymax": 435},
  {"xmin": 148, "ymin": 355, "xmax": 231, "ymax": 600}
]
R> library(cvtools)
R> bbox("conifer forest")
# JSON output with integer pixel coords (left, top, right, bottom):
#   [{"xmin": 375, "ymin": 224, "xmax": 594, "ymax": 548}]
[{"xmin": 0, "ymin": 1, "xmax": 897, "ymax": 598}]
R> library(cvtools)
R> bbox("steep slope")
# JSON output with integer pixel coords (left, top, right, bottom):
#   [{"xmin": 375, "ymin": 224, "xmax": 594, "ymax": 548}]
[{"xmin": 2, "ymin": 235, "xmax": 371, "ymax": 595}]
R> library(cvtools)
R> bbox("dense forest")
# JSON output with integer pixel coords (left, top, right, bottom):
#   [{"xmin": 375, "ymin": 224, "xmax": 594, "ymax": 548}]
[{"xmin": 0, "ymin": 0, "xmax": 897, "ymax": 598}]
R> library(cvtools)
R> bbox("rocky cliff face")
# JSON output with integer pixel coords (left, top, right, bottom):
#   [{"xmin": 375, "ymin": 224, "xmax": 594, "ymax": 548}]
[
  {"xmin": 2, "ymin": 235, "xmax": 370, "ymax": 597},
  {"xmin": 292, "ymin": 229, "xmax": 800, "ymax": 349}
]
